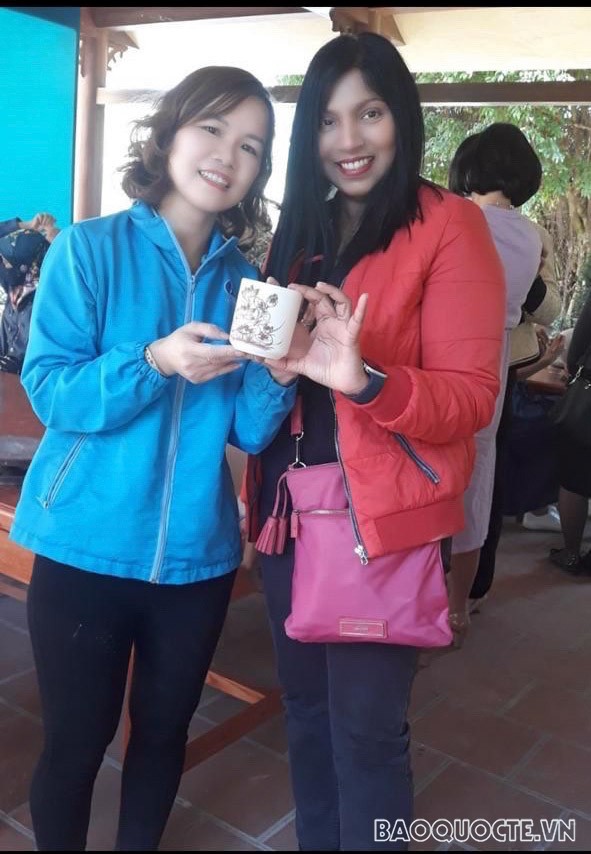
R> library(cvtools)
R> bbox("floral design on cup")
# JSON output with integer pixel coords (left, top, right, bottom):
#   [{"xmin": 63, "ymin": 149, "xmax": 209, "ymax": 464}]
[
  {"xmin": 230, "ymin": 278, "xmax": 303, "ymax": 359},
  {"xmin": 231, "ymin": 284, "xmax": 283, "ymax": 351}
]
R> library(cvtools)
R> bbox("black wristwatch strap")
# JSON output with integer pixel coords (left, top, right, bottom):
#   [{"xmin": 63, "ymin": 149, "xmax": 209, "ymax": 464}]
[{"xmin": 343, "ymin": 362, "xmax": 387, "ymax": 404}]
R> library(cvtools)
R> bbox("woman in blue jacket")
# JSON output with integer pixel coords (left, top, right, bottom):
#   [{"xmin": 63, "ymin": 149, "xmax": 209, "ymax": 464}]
[{"xmin": 10, "ymin": 66, "xmax": 297, "ymax": 851}]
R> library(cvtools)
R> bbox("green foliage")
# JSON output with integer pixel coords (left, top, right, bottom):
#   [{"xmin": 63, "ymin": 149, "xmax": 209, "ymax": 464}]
[
  {"xmin": 578, "ymin": 161, "xmax": 591, "ymax": 199},
  {"xmin": 418, "ymin": 69, "xmax": 591, "ymax": 307},
  {"xmin": 419, "ymin": 69, "xmax": 586, "ymax": 205},
  {"xmin": 580, "ymin": 254, "xmax": 591, "ymax": 288},
  {"xmin": 275, "ymin": 74, "xmax": 304, "ymax": 86}
]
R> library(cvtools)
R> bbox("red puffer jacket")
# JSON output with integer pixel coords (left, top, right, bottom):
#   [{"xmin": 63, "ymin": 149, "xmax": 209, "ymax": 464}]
[{"xmin": 245, "ymin": 185, "xmax": 506, "ymax": 558}]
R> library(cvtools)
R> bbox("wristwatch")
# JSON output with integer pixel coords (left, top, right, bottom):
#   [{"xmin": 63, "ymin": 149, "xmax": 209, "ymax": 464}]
[{"xmin": 343, "ymin": 361, "xmax": 387, "ymax": 404}]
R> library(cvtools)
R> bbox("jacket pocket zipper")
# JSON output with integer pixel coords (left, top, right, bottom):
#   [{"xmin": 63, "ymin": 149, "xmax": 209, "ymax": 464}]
[
  {"xmin": 40, "ymin": 435, "xmax": 87, "ymax": 509},
  {"xmin": 393, "ymin": 433, "xmax": 440, "ymax": 484}
]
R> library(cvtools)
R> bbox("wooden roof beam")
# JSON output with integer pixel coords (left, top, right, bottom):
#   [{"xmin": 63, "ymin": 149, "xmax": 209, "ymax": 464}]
[
  {"xmin": 416, "ymin": 80, "xmax": 591, "ymax": 106},
  {"xmin": 98, "ymin": 80, "xmax": 591, "ymax": 108},
  {"xmin": 268, "ymin": 79, "xmax": 591, "ymax": 106},
  {"xmin": 90, "ymin": 7, "xmax": 308, "ymax": 29}
]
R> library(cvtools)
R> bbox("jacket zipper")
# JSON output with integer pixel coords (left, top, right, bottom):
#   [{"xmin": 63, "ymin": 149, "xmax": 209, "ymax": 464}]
[
  {"xmin": 393, "ymin": 433, "xmax": 440, "ymax": 484},
  {"xmin": 150, "ymin": 366, "xmax": 189, "ymax": 583},
  {"xmin": 149, "ymin": 221, "xmax": 201, "ymax": 583},
  {"xmin": 40, "ymin": 435, "xmax": 87, "ymax": 509},
  {"xmin": 330, "ymin": 391, "xmax": 369, "ymax": 565}
]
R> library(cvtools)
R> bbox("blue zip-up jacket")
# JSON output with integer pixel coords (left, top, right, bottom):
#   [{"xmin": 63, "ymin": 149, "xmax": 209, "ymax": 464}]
[{"xmin": 10, "ymin": 202, "xmax": 296, "ymax": 583}]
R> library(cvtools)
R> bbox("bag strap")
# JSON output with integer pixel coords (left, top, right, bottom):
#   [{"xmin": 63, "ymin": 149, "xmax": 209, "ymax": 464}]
[
  {"xmin": 270, "ymin": 471, "xmax": 289, "ymax": 518},
  {"xmin": 569, "ymin": 343, "xmax": 591, "ymax": 384},
  {"xmin": 290, "ymin": 394, "xmax": 306, "ymax": 469},
  {"xmin": 579, "ymin": 342, "xmax": 591, "ymax": 370},
  {"xmin": 286, "ymin": 252, "xmax": 353, "ymax": 466},
  {"xmin": 290, "ymin": 394, "xmax": 303, "ymax": 435}
]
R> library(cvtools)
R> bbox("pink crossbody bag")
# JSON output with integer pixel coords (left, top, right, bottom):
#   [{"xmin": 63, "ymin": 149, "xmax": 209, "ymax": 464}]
[{"xmin": 256, "ymin": 396, "xmax": 452, "ymax": 647}]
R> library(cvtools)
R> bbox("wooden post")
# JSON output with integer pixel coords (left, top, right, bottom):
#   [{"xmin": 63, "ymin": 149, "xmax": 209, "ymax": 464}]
[{"xmin": 74, "ymin": 10, "xmax": 108, "ymax": 222}]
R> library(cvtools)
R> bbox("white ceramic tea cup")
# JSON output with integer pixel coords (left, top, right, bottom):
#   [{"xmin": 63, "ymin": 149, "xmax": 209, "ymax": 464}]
[{"xmin": 229, "ymin": 277, "xmax": 303, "ymax": 359}]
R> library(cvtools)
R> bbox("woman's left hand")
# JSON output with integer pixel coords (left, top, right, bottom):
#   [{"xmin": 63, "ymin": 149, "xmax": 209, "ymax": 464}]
[{"xmin": 264, "ymin": 282, "xmax": 369, "ymax": 395}]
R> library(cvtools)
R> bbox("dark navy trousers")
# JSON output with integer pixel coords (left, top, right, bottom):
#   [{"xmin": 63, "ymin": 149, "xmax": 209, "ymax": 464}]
[{"xmin": 260, "ymin": 551, "xmax": 418, "ymax": 852}]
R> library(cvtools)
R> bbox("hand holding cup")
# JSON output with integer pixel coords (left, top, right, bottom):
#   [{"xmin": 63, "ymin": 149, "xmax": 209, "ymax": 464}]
[{"xmin": 149, "ymin": 322, "xmax": 243, "ymax": 384}]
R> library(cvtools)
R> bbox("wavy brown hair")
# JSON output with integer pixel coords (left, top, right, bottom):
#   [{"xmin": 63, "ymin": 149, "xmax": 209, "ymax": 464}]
[{"xmin": 120, "ymin": 66, "xmax": 274, "ymax": 249}]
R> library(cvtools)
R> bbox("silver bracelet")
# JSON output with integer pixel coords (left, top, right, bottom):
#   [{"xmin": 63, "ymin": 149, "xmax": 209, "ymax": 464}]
[{"xmin": 144, "ymin": 344, "xmax": 165, "ymax": 376}]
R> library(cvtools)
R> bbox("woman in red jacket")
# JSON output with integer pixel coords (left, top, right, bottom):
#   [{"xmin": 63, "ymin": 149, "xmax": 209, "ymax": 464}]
[{"xmin": 245, "ymin": 33, "xmax": 505, "ymax": 851}]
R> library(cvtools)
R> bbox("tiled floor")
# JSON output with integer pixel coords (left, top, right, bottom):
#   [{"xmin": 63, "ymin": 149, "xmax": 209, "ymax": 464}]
[{"xmin": 1, "ymin": 519, "xmax": 591, "ymax": 851}]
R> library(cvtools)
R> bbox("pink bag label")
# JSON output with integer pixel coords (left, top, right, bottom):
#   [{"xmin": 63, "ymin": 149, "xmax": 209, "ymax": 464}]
[{"xmin": 339, "ymin": 618, "xmax": 387, "ymax": 639}]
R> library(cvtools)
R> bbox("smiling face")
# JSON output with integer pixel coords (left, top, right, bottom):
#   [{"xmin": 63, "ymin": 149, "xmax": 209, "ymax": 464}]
[
  {"xmin": 318, "ymin": 68, "xmax": 396, "ymax": 209},
  {"xmin": 163, "ymin": 96, "xmax": 269, "ymax": 223}
]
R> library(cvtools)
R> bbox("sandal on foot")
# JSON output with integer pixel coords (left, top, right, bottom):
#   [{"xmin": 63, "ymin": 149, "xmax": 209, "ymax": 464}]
[{"xmin": 549, "ymin": 547, "xmax": 580, "ymax": 573}]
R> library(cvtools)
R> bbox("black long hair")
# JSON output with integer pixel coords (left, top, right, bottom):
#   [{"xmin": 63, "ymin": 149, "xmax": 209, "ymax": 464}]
[
  {"xmin": 120, "ymin": 66, "xmax": 275, "ymax": 249},
  {"xmin": 448, "ymin": 122, "xmax": 542, "ymax": 207},
  {"xmin": 265, "ymin": 32, "xmax": 429, "ymax": 285}
]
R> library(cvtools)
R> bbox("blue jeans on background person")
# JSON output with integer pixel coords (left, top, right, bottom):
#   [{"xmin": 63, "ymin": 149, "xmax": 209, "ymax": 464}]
[{"xmin": 260, "ymin": 550, "xmax": 418, "ymax": 852}]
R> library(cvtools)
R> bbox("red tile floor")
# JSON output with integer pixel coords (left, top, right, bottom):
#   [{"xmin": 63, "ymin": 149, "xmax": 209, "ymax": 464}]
[{"xmin": 1, "ymin": 518, "xmax": 591, "ymax": 851}]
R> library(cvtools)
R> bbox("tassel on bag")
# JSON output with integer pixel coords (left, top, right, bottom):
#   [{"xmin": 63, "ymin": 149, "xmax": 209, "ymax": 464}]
[
  {"xmin": 256, "ymin": 516, "xmax": 279, "ymax": 555},
  {"xmin": 255, "ymin": 472, "xmax": 289, "ymax": 555},
  {"xmin": 275, "ymin": 516, "xmax": 288, "ymax": 553}
]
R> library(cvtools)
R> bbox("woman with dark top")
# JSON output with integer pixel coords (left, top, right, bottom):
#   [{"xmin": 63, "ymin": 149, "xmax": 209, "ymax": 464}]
[
  {"xmin": 243, "ymin": 33, "xmax": 505, "ymax": 851},
  {"xmin": 550, "ymin": 289, "xmax": 591, "ymax": 572}
]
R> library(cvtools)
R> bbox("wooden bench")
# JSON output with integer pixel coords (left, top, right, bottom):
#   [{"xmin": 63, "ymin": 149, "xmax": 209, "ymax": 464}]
[
  {"xmin": 0, "ymin": 371, "xmax": 281, "ymax": 771},
  {"xmin": 0, "ymin": 483, "xmax": 30, "ymax": 600},
  {"xmin": 0, "ymin": 371, "xmax": 43, "ymax": 600}
]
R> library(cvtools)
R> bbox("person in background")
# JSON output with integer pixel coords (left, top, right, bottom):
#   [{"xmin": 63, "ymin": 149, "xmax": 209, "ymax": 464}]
[
  {"xmin": 517, "ymin": 325, "xmax": 565, "ymax": 384},
  {"xmin": 508, "ymin": 223, "xmax": 561, "ymax": 374},
  {"xmin": 515, "ymin": 328, "xmax": 566, "ymax": 534},
  {"xmin": 549, "ymin": 289, "xmax": 591, "ymax": 572},
  {"xmin": 9, "ymin": 66, "xmax": 299, "ymax": 852},
  {"xmin": 243, "ymin": 33, "xmax": 505, "ymax": 851},
  {"xmin": 470, "ymin": 219, "xmax": 561, "ymax": 596},
  {"xmin": 517, "ymin": 327, "xmax": 591, "ymax": 537},
  {"xmin": 0, "ymin": 212, "xmax": 58, "ymax": 240},
  {"xmin": 447, "ymin": 123, "xmax": 547, "ymax": 642},
  {"xmin": 0, "ymin": 224, "xmax": 60, "ymax": 373}
]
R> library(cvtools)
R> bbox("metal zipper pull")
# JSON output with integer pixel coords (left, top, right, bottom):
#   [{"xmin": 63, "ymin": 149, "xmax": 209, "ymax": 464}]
[{"xmin": 354, "ymin": 544, "xmax": 369, "ymax": 565}]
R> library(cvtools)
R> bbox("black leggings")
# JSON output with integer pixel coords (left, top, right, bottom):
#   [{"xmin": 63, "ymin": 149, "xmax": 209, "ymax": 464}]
[{"xmin": 27, "ymin": 555, "xmax": 235, "ymax": 851}]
